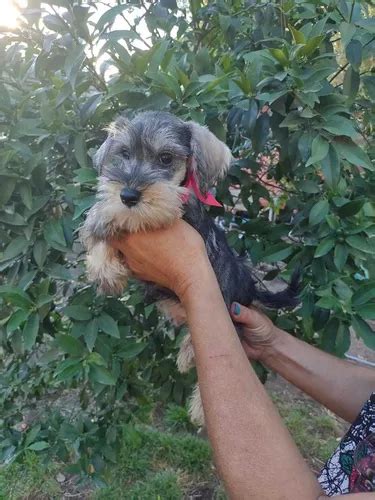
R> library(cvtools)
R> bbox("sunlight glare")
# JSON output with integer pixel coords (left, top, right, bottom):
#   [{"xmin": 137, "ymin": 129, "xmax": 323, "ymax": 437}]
[{"xmin": 0, "ymin": 0, "xmax": 25, "ymax": 29}]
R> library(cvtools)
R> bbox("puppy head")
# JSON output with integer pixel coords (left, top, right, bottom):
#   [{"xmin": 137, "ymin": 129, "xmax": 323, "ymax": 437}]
[{"xmin": 92, "ymin": 111, "xmax": 232, "ymax": 235}]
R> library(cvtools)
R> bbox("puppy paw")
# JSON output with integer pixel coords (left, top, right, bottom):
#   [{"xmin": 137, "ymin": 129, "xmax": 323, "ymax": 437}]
[
  {"xmin": 86, "ymin": 241, "xmax": 129, "ymax": 295},
  {"xmin": 157, "ymin": 299, "xmax": 187, "ymax": 327},
  {"xmin": 177, "ymin": 333, "xmax": 195, "ymax": 373},
  {"xmin": 189, "ymin": 384, "xmax": 205, "ymax": 426}
]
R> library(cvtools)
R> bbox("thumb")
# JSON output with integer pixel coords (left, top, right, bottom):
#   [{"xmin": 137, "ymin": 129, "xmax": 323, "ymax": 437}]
[{"xmin": 230, "ymin": 303, "xmax": 265, "ymax": 330}]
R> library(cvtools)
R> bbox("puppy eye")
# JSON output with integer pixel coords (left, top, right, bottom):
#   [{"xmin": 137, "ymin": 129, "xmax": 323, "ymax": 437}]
[
  {"xmin": 159, "ymin": 153, "xmax": 173, "ymax": 166},
  {"xmin": 121, "ymin": 148, "xmax": 130, "ymax": 160}
]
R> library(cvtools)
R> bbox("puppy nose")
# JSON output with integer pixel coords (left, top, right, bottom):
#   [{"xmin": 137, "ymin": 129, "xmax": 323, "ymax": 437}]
[{"xmin": 120, "ymin": 188, "xmax": 141, "ymax": 207}]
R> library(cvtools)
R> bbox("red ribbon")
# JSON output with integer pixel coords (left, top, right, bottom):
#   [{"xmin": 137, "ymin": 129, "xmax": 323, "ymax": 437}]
[{"xmin": 182, "ymin": 171, "xmax": 222, "ymax": 207}]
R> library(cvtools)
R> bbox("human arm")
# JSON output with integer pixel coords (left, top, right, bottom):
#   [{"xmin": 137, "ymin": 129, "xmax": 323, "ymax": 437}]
[
  {"xmin": 231, "ymin": 305, "xmax": 375, "ymax": 423},
  {"xmin": 111, "ymin": 221, "xmax": 322, "ymax": 499}
]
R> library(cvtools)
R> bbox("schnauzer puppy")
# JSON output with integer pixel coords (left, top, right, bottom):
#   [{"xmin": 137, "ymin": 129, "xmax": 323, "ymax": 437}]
[{"xmin": 81, "ymin": 111, "xmax": 299, "ymax": 424}]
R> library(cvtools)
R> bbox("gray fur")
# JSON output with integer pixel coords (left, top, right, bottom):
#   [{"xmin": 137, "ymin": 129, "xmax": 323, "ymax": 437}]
[{"xmin": 82, "ymin": 111, "xmax": 300, "ymax": 424}]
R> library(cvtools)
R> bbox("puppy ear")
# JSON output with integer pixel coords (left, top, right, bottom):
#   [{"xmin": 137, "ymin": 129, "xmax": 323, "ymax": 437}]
[
  {"xmin": 94, "ymin": 137, "xmax": 113, "ymax": 175},
  {"xmin": 187, "ymin": 122, "xmax": 233, "ymax": 193},
  {"xmin": 94, "ymin": 115, "xmax": 129, "ymax": 174}
]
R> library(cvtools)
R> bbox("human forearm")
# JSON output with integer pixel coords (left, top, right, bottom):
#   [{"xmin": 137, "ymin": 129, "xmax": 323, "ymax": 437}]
[
  {"xmin": 180, "ymin": 264, "xmax": 322, "ymax": 500},
  {"xmin": 262, "ymin": 328, "xmax": 375, "ymax": 422}
]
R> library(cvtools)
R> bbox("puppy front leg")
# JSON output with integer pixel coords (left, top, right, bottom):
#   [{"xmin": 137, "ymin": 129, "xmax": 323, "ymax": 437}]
[{"xmin": 86, "ymin": 241, "xmax": 129, "ymax": 295}]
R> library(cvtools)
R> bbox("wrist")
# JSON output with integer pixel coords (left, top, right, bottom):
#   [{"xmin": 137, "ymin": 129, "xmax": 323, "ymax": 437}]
[
  {"xmin": 177, "ymin": 255, "xmax": 218, "ymax": 305},
  {"xmin": 258, "ymin": 326, "xmax": 290, "ymax": 366}
]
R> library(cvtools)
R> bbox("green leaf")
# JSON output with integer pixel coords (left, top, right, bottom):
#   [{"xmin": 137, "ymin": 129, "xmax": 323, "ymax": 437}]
[
  {"xmin": 3, "ymin": 236, "xmax": 30, "ymax": 260},
  {"xmin": 74, "ymin": 134, "xmax": 88, "ymax": 169},
  {"xmin": 25, "ymin": 425, "xmax": 42, "ymax": 448},
  {"xmin": 102, "ymin": 30, "xmax": 141, "ymax": 42},
  {"xmin": 118, "ymin": 341, "xmax": 147, "ymax": 360},
  {"xmin": 321, "ymin": 116, "xmax": 358, "ymax": 138},
  {"xmin": 297, "ymin": 35, "xmax": 324, "ymax": 57},
  {"xmin": 45, "ymin": 264, "xmax": 72, "ymax": 281},
  {"xmin": 316, "ymin": 296, "xmax": 341, "ymax": 310},
  {"xmin": 334, "ymin": 139, "xmax": 373, "ymax": 171},
  {"xmin": 33, "ymin": 240, "xmax": 48, "ymax": 268},
  {"xmin": 95, "ymin": 4, "xmax": 129, "ymax": 32},
  {"xmin": 64, "ymin": 305, "xmax": 92, "ymax": 321},
  {"xmin": 335, "ymin": 323, "xmax": 350, "ymax": 357},
  {"xmin": 355, "ymin": 19, "xmax": 375, "ymax": 34},
  {"xmin": 309, "ymin": 199, "xmax": 329, "ymax": 226},
  {"xmin": 352, "ymin": 284, "xmax": 375, "ymax": 307},
  {"xmin": 314, "ymin": 237, "xmax": 335, "ymax": 258},
  {"xmin": 97, "ymin": 313, "xmax": 120, "ymax": 338},
  {"xmin": 289, "ymin": 25, "xmax": 305, "ymax": 44},
  {"xmin": 352, "ymin": 316, "xmax": 375, "ymax": 349},
  {"xmin": 362, "ymin": 76, "xmax": 375, "ymax": 101},
  {"xmin": 334, "ymin": 244, "xmax": 348, "ymax": 271},
  {"xmin": 269, "ymin": 48, "xmax": 289, "ymax": 67},
  {"xmin": 64, "ymin": 45, "xmax": 86, "ymax": 89},
  {"xmin": 321, "ymin": 145, "xmax": 340, "ymax": 188},
  {"xmin": 23, "ymin": 313, "xmax": 39, "ymax": 350},
  {"xmin": 43, "ymin": 219, "xmax": 68, "ymax": 252},
  {"xmin": 346, "ymin": 235, "xmax": 373, "ymax": 254},
  {"xmin": 54, "ymin": 360, "xmax": 82, "ymax": 381},
  {"xmin": 343, "ymin": 66, "xmax": 360, "ymax": 101},
  {"xmin": 356, "ymin": 304, "xmax": 375, "ymax": 321},
  {"xmin": 19, "ymin": 183, "xmax": 33, "ymax": 210},
  {"xmin": 27, "ymin": 441, "xmax": 50, "ymax": 451},
  {"xmin": 73, "ymin": 195, "xmax": 96, "ymax": 221},
  {"xmin": 84, "ymin": 319, "xmax": 98, "ymax": 351},
  {"xmin": 337, "ymin": 199, "xmax": 365, "ymax": 217},
  {"xmin": 89, "ymin": 365, "xmax": 116, "ymax": 385},
  {"xmin": 345, "ymin": 39, "xmax": 362, "ymax": 71},
  {"xmin": 0, "ymin": 212, "xmax": 25, "ymax": 226},
  {"xmin": 7, "ymin": 310, "xmax": 30, "ymax": 334},
  {"xmin": 0, "ymin": 177, "xmax": 16, "ymax": 205},
  {"xmin": 87, "ymin": 351, "xmax": 107, "ymax": 367},
  {"xmin": 57, "ymin": 334, "xmax": 84, "ymax": 357},
  {"xmin": 0, "ymin": 286, "xmax": 34, "ymax": 309},
  {"xmin": 339, "ymin": 22, "xmax": 356, "ymax": 48},
  {"xmin": 262, "ymin": 245, "xmax": 293, "ymax": 263},
  {"xmin": 306, "ymin": 136, "xmax": 329, "ymax": 166}
]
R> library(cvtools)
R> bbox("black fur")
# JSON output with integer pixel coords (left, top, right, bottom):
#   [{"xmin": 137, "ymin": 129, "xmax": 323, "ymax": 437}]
[{"xmin": 146, "ymin": 196, "xmax": 300, "ymax": 311}]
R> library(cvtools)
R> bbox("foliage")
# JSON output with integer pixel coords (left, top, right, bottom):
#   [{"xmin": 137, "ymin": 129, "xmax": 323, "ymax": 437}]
[
  {"xmin": 0, "ymin": 392, "xmax": 345, "ymax": 499},
  {"xmin": 0, "ymin": 0, "xmax": 374, "ymax": 476}
]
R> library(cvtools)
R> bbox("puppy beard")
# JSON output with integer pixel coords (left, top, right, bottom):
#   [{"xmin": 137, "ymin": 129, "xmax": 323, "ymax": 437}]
[{"xmin": 91, "ymin": 179, "xmax": 188, "ymax": 237}]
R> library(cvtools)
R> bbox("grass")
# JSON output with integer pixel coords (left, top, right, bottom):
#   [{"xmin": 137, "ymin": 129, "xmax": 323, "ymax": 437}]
[
  {"xmin": 95, "ymin": 424, "xmax": 217, "ymax": 499},
  {"xmin": 272, "ymin": 393, "xmax": 344, "ymax": 473},
  {"xmin": 0, "ymin": 387, "xmax": 347, "ymax": 499},
  {"xmin": 0, "ymin": 451, "xmax": 62, "ymax": 500}
]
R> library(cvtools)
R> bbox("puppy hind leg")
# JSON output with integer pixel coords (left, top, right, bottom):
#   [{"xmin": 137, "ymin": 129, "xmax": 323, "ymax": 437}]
[
  {"xmin": 86, "ymin": 241, "xmax": 129, "ymax": 295},
  {"xmin": 189, "ymin": 383, "xmax": 205, "ymax": 426},
  {"xmin": 177, "ymin": 332, "xmax": 195, "ymax": 373}
]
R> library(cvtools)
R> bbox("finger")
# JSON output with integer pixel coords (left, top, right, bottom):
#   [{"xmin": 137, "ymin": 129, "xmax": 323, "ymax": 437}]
[{"xmin": 230, "ymin": 302, "xmax": 265, "ymax": 329}]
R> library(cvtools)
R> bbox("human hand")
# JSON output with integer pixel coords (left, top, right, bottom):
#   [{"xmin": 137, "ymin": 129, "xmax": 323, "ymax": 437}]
[
  {"xmin": 110, "ymin": 220, "xmax": 209, "ymax": 300},
  {"xmin": 230, "ymin": 303, "xmax": 281, "ymax": 362}
]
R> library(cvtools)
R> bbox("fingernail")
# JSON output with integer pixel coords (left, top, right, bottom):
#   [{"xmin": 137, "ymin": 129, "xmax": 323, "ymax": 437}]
[{"xmin": 231, "ymin": 302, "xmax": 241, "ymax": 316}]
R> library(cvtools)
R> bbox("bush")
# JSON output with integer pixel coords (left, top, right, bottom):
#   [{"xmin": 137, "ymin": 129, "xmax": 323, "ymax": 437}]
[{"xmin": 0, "ymin": 0, "xmax": 374, "ymax": 474}]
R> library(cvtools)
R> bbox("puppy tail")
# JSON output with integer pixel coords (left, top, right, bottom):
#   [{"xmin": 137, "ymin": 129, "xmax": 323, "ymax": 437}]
[{"xmin": 254, "ymin": 268, "xmax": 301, "ymax": 310}]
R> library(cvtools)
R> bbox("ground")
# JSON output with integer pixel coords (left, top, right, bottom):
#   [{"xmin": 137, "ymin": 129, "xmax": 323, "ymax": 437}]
[
  {"xmin": 2, "ymin": 329, "xmax": 373, "ymax": 499},
  {"xmin": 0, "ymin": 372, "xmax": 350, "ymax": 500}
]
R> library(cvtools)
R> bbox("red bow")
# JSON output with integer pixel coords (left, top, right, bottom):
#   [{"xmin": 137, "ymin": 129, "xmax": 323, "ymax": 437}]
[{"xmin": 182, "ymin": 170, "xmax": 222, "ymax": 207}]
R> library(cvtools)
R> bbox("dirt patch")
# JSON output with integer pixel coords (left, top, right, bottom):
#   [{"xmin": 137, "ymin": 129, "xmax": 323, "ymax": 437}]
[{"xmin": 348, "ymin": 325, "xmax": 375, "ymax": 364}]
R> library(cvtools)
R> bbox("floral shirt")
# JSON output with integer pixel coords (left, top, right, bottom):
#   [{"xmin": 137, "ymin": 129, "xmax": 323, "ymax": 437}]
[{"xmin": 318, "ymin": 393, "xmax": 375, "ymax": 496}]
